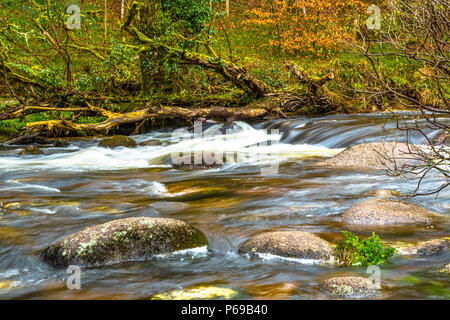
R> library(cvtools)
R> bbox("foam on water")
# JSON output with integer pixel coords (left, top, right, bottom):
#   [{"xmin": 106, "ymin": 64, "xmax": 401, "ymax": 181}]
[
  {"xmin": 170, "ymin": 246, "xmax": 209, "ymax": 257},
  {"xmin": 0, "ymin": 180, "xmax": 61, "ymax": 193},
  {"xmin": 0, "ymin": 122, "xmax": 343, "ymax": 174},
  {"xmin": 122, "ymin": 246, "xmax": 209, "ymax": 261},
  {"xmin": 254, "ymin": 252, "xmax": 332, "ymax": 265}
]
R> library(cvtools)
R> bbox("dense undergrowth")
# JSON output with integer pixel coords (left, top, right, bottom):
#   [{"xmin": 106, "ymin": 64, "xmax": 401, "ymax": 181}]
[{"xmin": 0, "ymin": 0, "xmax": 446, "ymax": 140}]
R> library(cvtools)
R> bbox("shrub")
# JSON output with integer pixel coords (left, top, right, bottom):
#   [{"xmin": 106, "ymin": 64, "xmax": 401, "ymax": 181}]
[{"xmin": 334, "ymin": 231, "xmax": 396, "ymax": 266}]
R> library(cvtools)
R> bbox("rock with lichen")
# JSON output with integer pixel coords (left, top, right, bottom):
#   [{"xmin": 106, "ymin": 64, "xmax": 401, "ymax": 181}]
[
  {"xmin": 316, "ymin": 142, "xmax": 421, "ymax": 171},
  {"xmin": 342, "ymin": 199, "xmax": 440, "ymax": 226},
  {"xmin": 319, "ymin": 276, "xmax": 381, "ymax": 299},
  {"xmin": 98, "ymin": 135, "xmax": 137, "ymax": 148},
  {"xmin": 41, "ymin": 217, "xmax": 208, "ymax": 268},
  {"xmin": 238, "ymin": 231, "xmax": 333, "ymax": 261}
]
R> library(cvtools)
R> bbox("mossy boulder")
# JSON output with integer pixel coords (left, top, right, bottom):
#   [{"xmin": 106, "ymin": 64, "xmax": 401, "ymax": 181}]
[
  {"xmin": 98, "ymin": 135, "xmax": 137, "ymax": 149},
  {"xmin": 238, "ymin": 231, "xmax": 333, "ymax": 261},
  {"xmin": 342, "ymin": 199, "xmax": 439, "ymax": 226},
  {"xmin": 41, "ymin": 217, "xmax": 208, "ymax": 268},
  {"xmin": 18, "ymin": 146, "xmax": 44, "ymax": 156},
  {"xmin": 362, "ymin": 189, "xmax": 400, "ymax": 199},
  {"xmin": 320, "ymin": 276, "xmax": 381, "ymax": 299},
  {"xmin": 317, "ymin": 142, "xmax": 420, "ymax": 170}
]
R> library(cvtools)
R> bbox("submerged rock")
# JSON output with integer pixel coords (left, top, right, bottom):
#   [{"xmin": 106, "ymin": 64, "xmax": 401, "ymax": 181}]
[
  {"xmin": 18, "ymin": 146, "xmax": 44, "ymax": 156},
  {"xmin": 319, "ymin": 276, "xmax": 381, "ymax": 299},
  {"xmin": 244, "ymin": 282, "xmax": 298, "ymax": 299},
  {"xmin": 152, "ymin": 286, "xmax": 238, "ymax": 300},
  {"xmin": 0, "ymin": 226, "xmax": 29, "ymax": 246},
  {"xmin": 394, "ymin": 237, "xmax": 450, "ymax": 257},
  {"xmin": 436, "ymin": 263, "xmax": 450, "ymax": 274},
  {"xmin": 139, "ymin": 139, "xmax": 164, "ymax": 147},
  {"xmin": 238, "ymin": 231, "xmax": 333, "ymax": 261},
  {"xmin": 0, "ymin": 281, "xmax": 13, "ymax": 290},
  {"xmin": 362, "ymin": 189, "xmax": 400, "ymax": 199},
  {"xmin": 342, "ymin": 199, "xmax": 438, "ymax": 226},
  {"xmin": 98, "ymin": 135, "xmax": 137, "ymax": 148},
  {"xmin": 317, "ymin": 142, "xmax": 420, "ymax": 170},
  {"xmin": 41, "ymin": 217, "xmax": 208, "ymax": 268},
  {"xmin": 35, "ymin": 137, "xmax": 69, "ymax": 148}
]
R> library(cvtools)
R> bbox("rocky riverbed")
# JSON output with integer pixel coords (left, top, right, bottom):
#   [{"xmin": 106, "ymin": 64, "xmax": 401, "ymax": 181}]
[{"xmin": 0, "ymin": 112, "xmax": 448, "ymax": 299}]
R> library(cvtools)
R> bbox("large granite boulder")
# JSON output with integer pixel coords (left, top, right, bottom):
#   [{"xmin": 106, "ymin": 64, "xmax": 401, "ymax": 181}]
[
  {"xmin": 238, "ymin": 231, "xmax": 333, "ymax": 261},
  {"xmin": 342, "ymin": 199, "xmax": 439, "ymax": 226},
  {"xmin": 41, "ymin": 217, "xmax": 208, "ymax": 268},
  {"xmin": 317, "ymin": 142, "xmax": 421, "ymax": 170},
  {"xmin": 320, "ymin": 276, "xmax": 381, "ymax": 299}
]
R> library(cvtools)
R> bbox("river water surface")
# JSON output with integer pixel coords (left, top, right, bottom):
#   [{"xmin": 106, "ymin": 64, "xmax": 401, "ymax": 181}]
[{"xmin": 0, "ymin": 112, "xmax": 448, "ymax": 299}]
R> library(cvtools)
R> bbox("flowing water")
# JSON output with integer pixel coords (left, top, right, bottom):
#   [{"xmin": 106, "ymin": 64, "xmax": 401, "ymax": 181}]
[{"xmin": 0, "ymin": 112, "xmax": 448, "ymax": 300}]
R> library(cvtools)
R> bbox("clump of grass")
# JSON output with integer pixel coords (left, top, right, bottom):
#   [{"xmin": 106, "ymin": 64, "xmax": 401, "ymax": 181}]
[{"xmin": 334, "ymin": 231, "xmax": 396, "ymax": 267}]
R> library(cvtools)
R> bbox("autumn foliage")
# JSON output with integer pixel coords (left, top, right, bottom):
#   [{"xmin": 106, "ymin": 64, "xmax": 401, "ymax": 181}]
[{"xmin": 244, "ymin": 0, "xmax": 366, "ymax": 56}]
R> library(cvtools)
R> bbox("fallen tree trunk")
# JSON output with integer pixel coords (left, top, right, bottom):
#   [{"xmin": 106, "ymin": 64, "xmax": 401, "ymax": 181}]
[{"xmin": 22, "ymin": 103, "xmax": 268, "ymax": 136}]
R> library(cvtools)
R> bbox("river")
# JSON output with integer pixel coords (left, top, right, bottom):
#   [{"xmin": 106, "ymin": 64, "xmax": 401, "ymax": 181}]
[{"xmin": 0, "ymin": 112, "xmax": 448, "ymax": 299}]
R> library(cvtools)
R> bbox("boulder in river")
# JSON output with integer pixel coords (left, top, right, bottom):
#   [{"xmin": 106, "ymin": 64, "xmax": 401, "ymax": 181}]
[
  {"xmin": 319, "ymin": 276, "xmax": 381, "ymax": 299},
  {"xmin": 18, "ymin": 146, "xmax": 44, "ymax": 156},
  {"xmin": 394, "ymin": 237, "xmax": 450, "ymax": 257},
  {"xmin": 342, "ymin": 199, "xmax": 439, "ymax": 226},
  {"xmin": 317, "ymin": 142, "xmax": 420, "ymax": 170},
  {"xmin": 35, "ymin": 137, "xmax": 69, "ymax": 148},
  {"xmin": 98, "ymin": 135, "xmax": 137, "ymax": 148},
  {"xmin": 238, "ymin": 231, "xmax": 333, "ymax": 261},
  {"xmin": 41, "ymin": 217, "xmax": 208, "ymax": 268},
  {"xmin": 139, "ymin": 139, "xmax": 164, "ymax": 147}
]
